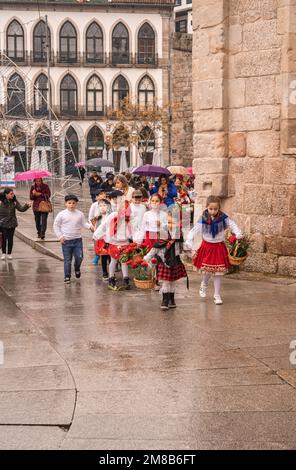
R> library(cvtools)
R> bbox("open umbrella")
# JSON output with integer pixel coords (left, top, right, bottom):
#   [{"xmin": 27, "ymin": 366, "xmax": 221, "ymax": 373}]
[
  {"xmin": 14, "ymin": 170, "xmax": 52, "ymax": 181},
  {"xmin": 132, "ymin": 165, "xmax": 171, "ymax": 177},
  {"xmin": 167, "ymin": 165, "xmax": 188, "ymax": 176},
  {"xmin": 74, "ymin": 161, "xmax": 86, "ymax": 168},
  {"xmin": 86, "ymin": 158, "xmax": 115, "ymax": 168}
]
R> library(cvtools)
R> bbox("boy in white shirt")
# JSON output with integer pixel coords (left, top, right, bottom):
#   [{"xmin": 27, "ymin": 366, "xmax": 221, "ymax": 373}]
[
  {"xmin": 130, "ymin": 189, "xmax": 147, "ymax": 237},
  {"xmin": 53, "ymin": 194, "xmax": 94, "ymax": 283}
]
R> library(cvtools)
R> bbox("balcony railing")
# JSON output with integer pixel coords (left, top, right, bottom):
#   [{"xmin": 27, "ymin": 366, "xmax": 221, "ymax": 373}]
[{"xmin": 1, "ymin": 50, "xmax": 159, "ymax": 67}]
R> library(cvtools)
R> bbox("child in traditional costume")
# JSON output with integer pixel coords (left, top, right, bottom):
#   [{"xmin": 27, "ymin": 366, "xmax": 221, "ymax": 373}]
[
  {"xmin": 144, "ymin": 213, "xmax": 187, "ymax": 310},
  {"xmin": 184, "ymin": 195, "xmax": 241, "ymax": 305}
]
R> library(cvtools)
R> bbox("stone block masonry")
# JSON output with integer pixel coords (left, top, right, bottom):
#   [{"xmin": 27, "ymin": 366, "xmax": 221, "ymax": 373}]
[{"xmin": 192, "ymin": 1, "xmax": 296, "ymax": 276}]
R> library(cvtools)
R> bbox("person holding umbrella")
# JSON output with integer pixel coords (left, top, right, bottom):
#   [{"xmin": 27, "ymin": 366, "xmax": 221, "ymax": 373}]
[
  {"xmin": 0, "ymin": 188, "xmax": 31, "ymax": 260},
  {"xmin": 150, "ymin": 174, "xmax": 177, "ymax": 208},
  {"xmin": 30, "ymin": 178, "xmax": 51, "ymax": 240},
  {"xmin": 88, "ymin": 171, "xmax": 103, "ymax": 202}
]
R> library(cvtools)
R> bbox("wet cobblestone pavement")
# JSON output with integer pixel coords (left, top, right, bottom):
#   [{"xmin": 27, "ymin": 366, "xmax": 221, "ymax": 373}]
[{"xmin": 1, "ymin": 237, "xmax": 296, "ymax": 450}]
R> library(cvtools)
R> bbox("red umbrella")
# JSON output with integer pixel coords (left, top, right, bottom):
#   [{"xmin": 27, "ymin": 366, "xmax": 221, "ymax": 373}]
[{"xmin": 14, "ymin": 170, "xmax": 52, "ymax": 181}]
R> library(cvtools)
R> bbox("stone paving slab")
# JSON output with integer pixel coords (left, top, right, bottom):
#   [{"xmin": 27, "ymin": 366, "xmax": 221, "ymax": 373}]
[
  {"xmin": 0, "ymin": 365, "xmax": 74, "ymax": 392},
  {"xmin": 0, "ymin": 425, "xmax": 67, "ymax": 450},
  {"xmin": 67, "ymin": 366, "xmax": 283, "ymax": 392},
  {"xmin": 75, "ymin": 384, "xmax": 296, "ymax": 415},
  {"xmin": 0, "ymin": 390, "xmax": 75, "ymax": 425}
]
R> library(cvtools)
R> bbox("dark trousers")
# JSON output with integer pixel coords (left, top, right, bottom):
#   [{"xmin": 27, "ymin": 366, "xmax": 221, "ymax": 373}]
[
  {"xmin": 1, "ymin": 227, "xmax": 15, "ymax": 254},
  {"xmin": 34, "ymin": 211, "xmax": 48, "ymax": 237},
  {"xmin": 62, "ymin": 238, "xmax": 83, "ymax": 278},
  {"xmin": 101, "ymin": 255, "xmax": 110, "ymax": 275}
]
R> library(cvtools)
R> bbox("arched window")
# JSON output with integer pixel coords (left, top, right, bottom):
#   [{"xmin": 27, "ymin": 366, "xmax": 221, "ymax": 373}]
[
  {"xmin": 112, "ymin": 125, "xmax": 130, "ymax": 172},
  {"xmin": 138, "ymin": 23, "xmax": 155, "ymax": 65},
  {"xmin": 86, "ymin": 75, "xmax": 104, "ymax": 116},
  {"xmin": 7, "ymin": 73, "xmax": 26, "ymax": 116},
  {"xmin": 112, "ymin": 75, "xmax": 129, "ymax": 110},
  {"xmin": 59, "ymin": 21, "xmax": 77, "ymax": 63},
  {"xmin": 34, "ymin": 74, "xmax": 49, "ymax": 116},
  {"xmin": 86, "ymin": 22, "xmax": 103, "ymax": 63},
  {"xmin": 112, "ymin": 22, "xmax": 129, "ymax": 64},
  {"xmin": 7, "ymin": 20, "xmax": 24, "ymax": 61},
  {"xmin": 87, "ymin": 126, "xmax": 104, "ymax": 159},
  {"xmin": 60, "ymin": 74, "xmax": 77, "ymax": 115},
  {"xmin": 64, "ymin": 126, "xmax": 79, "ymax": 175},
  {"xmin": 33, "ymin": 20, "xmax": 50, "ymax": 62},
  {"xmin": 138, "ymin": 76, "xmax": 155, "ymax": 107}
]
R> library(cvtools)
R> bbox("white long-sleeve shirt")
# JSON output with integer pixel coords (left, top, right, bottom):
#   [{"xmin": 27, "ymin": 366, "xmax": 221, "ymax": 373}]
[
  {"xmin": 53, "ymin": 209, "xmax": 91, "ymax": 240},
  {"xmin": 88, "ymin": 201, "xmax": 101, "ymax": 224},
  {"xmin": 133, "ymin": 208, "xmax": 168, "ymax": 243},
  {"xmin": 185, "ymin": 217, "xmax": 241, "ymax": 249},
  {"xmin": 93, "ymin": 211, "xmax": 132, "ymax": 245},
  {"xmin": 130, "ymin": 203, "xmax": 146, "ymax": 236}
]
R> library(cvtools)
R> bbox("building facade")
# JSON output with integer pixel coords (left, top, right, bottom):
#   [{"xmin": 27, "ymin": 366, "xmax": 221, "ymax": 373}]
[
  {"xmin": 174, "ymin": 0, "xmax": 192, "ymax": 34},
  {"xmin": 0, "ymin": 0, "xmax": 174, "ymax": 174},
  {"xmin": 192, "ymin": 0, "xmax": 296, "ymax": 276}
]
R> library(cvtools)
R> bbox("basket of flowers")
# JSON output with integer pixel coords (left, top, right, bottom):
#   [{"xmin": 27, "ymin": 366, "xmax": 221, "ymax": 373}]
[
  {"xmin": 130, "ymin": 258, "xmax": 156, "ymax": 289},
  {"xmin": 225, "ymin": 231, "xmax": 249, "ymax": 266}
]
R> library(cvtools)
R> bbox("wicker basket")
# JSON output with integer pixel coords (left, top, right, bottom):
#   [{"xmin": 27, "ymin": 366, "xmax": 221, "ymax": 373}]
[
  {"xmin": 228, "ymin": 254, "xmax": 247, "ymax": 266},
  {"xmin": 133, "ymin": 278, "xmax": 155, "ymax": 289},
  {"xmin": 228, "ymin": 240, "xmax": 247, "ymax": 266}
]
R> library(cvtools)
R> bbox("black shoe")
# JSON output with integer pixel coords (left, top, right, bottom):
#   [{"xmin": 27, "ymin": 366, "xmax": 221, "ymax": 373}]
[
  {"xmin": 64, "ymin": 277, "xmax": 71, "ymax": 284},
  {"xmin": 108, "ymin": 276, "xmax": 119, "ymax": 291},
  {"xmin": 102, "ymin": 272, "xmax": 109, "ymax": 281},
  {"xmin": 168, "ymin": 292, "xmax": 176, "ymax": 308},
  {"xmin": 123, "ymin": 277, "xmax": 131, "ymax": 290},
  {"xmin": 161, "ymin": 292, "xmax": 170, "ymax": 310},
  {"xmin": 75, "ymin": 270, "xmax": 81, "ymax": 279},
  {"xmin": 40, "ymin": 235, "xmax": 45, "ymax": 240},
  {"xmin": 37, "ymin": 233, "xmax": 41, "ymax": 239}
]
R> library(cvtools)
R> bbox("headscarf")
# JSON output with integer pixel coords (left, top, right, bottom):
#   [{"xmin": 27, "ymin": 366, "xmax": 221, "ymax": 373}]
[{"xmin": 199, "ymin": 209, "xmax": 228, "ymax": 238}]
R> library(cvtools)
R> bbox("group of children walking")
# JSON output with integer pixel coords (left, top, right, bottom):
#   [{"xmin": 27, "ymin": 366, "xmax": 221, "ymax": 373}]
[{"xmin": 53, "ymin": 189, "xmax": 241, "ymax": 309}]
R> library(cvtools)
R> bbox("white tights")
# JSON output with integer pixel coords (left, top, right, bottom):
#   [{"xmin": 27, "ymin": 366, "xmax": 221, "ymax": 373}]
[
  {"xmin": 161, "ymin": 281, "xmax": 176, "ymax": 293},
  {"xmin": 109, "ymin": 258, "xmax": 129, "ymax": 279},
  {"xmin": 202, "ymin": 273, "xmax": 221, "ymax": 296}
]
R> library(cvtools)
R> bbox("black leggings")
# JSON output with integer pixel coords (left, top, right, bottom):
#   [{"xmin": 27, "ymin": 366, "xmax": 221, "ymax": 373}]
[
  {"xmin": 101, "ymin": 255, "xmax": 110, "ymax": 275},
  {"xmin": 1, "ymin": 227, "xmax": 15, "ymax": 254}
]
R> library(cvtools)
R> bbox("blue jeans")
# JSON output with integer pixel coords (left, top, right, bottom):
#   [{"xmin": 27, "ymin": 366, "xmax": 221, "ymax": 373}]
[{"xmin": 62, "ymin": 238, "xmax": 83, "ymax": 278}]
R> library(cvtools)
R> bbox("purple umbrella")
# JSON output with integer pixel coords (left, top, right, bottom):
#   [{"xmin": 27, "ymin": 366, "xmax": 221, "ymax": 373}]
[{"xmin": 132, "ymin": 164, "xmax": 171, "ymax": 177}]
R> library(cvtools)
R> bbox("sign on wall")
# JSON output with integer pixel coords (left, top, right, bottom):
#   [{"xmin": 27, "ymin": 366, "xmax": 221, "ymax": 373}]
[{"xmin": 0, "ymin": 156, "xmax": 15, "ymax": 188}]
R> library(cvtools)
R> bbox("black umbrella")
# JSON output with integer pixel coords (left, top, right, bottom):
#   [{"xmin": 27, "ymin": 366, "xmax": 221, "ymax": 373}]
[{"xmin": 86, "ymin": 158, "xmax": 115, "ymax": 168}]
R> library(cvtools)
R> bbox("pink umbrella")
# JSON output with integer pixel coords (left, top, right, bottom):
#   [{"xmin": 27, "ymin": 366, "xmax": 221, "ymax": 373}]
[
  {"xmin": 187, "ymin": 167, "xmax": 193, "ymax": 176},
  {"xmin": 74, "ymin": 161, "xmax": 86, "ymax": 168},
  {"xmin": 14, "ymin": 170, "xmax": 52, "ymax": 181}
]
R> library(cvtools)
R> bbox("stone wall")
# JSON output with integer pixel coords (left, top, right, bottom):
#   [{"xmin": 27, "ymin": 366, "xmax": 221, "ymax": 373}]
[
  {"xmin": 192, "ymin": 0, "xmax": 296, "ymax": 276},
  {"xmin": 171, "ymin": 32, "xmax": 193, "ymax": 166}
]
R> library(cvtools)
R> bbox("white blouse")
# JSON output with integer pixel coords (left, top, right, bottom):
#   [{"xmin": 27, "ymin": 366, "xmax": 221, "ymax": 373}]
[
  {"xmin": 133, "ymin": 208, "xmax": 168, "ymax": 243},
  {"xmin": 93, "ymin": 211, "xmax": 132, "ymax": 246},
  {"xmin": 185, "ymin": 217, "xmax": 241, "ymax": 249}
]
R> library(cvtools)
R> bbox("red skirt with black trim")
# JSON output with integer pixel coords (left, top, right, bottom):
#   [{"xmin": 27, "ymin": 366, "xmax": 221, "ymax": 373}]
[
  {"xmin": 193, "ymin": 240, "xmax": 230, "ymax": 273},
  {"xmin": 95, "ymin": 239, "xmax": 109, "ymax": 256},
  {"xmin": 108, "ymin": 243, "xmax": 128, "ymax": 260},
  {"xmin": 157, "ymin": 260, "xmax": 187, "ymax": 282}
]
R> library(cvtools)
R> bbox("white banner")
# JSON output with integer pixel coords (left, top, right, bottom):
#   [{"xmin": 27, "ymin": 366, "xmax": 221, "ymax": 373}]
[{"xmin": 0, "ymin": 156, "xmax": 15, "ymax": 187}]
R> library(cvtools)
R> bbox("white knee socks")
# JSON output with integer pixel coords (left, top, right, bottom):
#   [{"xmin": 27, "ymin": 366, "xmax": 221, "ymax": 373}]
[{"xmin": 109, "ymin": 258, "xmax": 129, "ymax": 279}]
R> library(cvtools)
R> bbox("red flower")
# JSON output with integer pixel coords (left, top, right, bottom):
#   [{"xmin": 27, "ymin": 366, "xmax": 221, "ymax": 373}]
[
  {"xmin": 141, "ymin": 261, "xmax": 148, "ymax": 267},
  {"xmin": 229, "ymin": 235, "xmax": 237, "ymax": 244},
  {"xmin": 151, "ymin": 259, "xmax": 157, "ymax": 265},
  {"xmin": 126, "ymin": 260, "xmax": 133, "ymax": 265}
]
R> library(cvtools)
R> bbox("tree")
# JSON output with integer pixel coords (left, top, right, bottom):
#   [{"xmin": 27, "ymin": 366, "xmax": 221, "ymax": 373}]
[{"xmin": 107, "ymin": 96, "xmax": 172, "ymax": 165}]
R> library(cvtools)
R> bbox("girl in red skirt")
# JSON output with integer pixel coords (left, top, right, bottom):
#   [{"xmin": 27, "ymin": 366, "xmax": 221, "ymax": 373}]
[
  {"xmin": 93, "ymin": 199, "xmax": 132, "ymax": 290},
  {"xmin": 144, "ymin": 213, "xmax": 187, "ymax": 310},
  {"xmin": 184, "ymin": 195, "xmax": 241, "ymax": 305}
]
